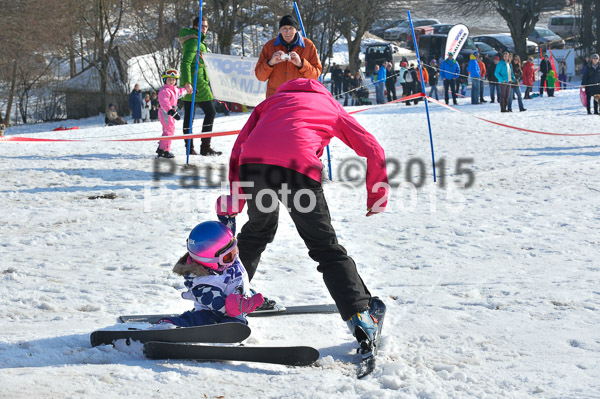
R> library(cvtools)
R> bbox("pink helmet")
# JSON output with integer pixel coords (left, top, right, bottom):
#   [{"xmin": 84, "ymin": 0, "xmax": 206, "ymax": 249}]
[{"xmin": 187, "ymin": 221, "xmax": 237, "ymax": 272}]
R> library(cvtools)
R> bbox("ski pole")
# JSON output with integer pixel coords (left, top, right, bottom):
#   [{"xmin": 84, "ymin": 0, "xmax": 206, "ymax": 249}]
[{"xmin": 186, "ymin": 0, "xmax": 203, "ymax": 166}]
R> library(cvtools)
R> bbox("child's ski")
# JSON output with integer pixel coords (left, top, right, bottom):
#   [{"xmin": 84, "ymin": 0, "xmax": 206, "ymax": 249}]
[
  {"xmin": 118, "ymin": 303, "xmax": 339, "ymax": 324},
  {"xmin": 143, "ymin": 341, "xmax": 320, "ymax": 367},
  {"xmin": 90, "ymin": 322, "xmax": 250, "ymax": 347}
]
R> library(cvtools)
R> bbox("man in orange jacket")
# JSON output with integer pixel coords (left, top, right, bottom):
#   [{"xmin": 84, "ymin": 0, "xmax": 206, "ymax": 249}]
[
  {"xmin": 255, "ymin": 15, "xmax": 322, "ymax": 98},
  {"xmin": 477, "ymin": 53, "xmax": 488, "ymax": 102}
]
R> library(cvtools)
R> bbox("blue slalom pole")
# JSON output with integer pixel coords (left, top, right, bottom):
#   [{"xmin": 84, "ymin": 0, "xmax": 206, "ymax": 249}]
[
  {"xmin": 293, "ymin": 2, "xmax": 333, "ymax": 181},
  {"xmin": 186, "ymin": 0, "xmax": 203, "ymax": 166},
  {"xmin": 407, "ymin": 10, "xmax": 437, "ymax": 182}
]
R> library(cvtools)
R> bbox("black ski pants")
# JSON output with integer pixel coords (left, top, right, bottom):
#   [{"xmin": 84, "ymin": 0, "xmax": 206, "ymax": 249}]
[
  {"xmin": 183, "ymin": 100, "xmax": 216, "ymax": 151},
  {"xmin": 237, "ymin": 164, "xmax": 371, "ymax": 320}
]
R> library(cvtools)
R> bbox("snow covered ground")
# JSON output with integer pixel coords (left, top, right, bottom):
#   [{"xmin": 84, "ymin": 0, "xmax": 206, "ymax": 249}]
[{"xmin": 1, "ymin": 85, "xmax": 599, "ymax": 398}]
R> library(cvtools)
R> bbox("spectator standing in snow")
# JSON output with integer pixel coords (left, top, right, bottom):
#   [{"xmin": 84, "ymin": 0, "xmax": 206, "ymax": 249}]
[
  {"xmin": 223, "ymin": 78, "xmax": 388, "ymax": 344},
  {"xmin": 255, "ymin": 15, "xmax": 322, "ymax": 99},
  {"xmin": 149, "ymin": 91, "xmax": 159, "ymax": 121},
  {"xmin": 458, "ymin": 62, "xmax": 468, "ymax": 96},
  {"xmin": 398, "ymin": 61, "xmax": 408, "ymax": 97},
  {"xmin": 582, "ymin": 53, "xmax": 600, "ymax": 114},
  {"xmin": 495, "ymin": 52, "xmax": 515, "ymax": 113},
  {"xmin": 129, "ymin": 84, "xmax": 143, "ymax": 123},
  {"xmin": 385, "ymin": 62, "xmax": 398, "ymax": 102},
  {"xmin": 332, "ymin": 64, "xmax": 343, "ymax": 98},
  {"xmin": 487, "ymin": 56, "xmax": 500, "ymax": 103},
  {"xmin": 467, "ymin": 52, "xmax": 481, "ymax": 104},
  {"xmin": 477, "ymin": 54, "xmax": 487, "ymax": 102},
  {"xmin": 539, "ymin": 53, "xmax": 551, "ymax": 97},
  {"xmin": 141, "ymin": 94, "xmax": 151, "ymax": 122},
  {"xmin": 372, "ymin": 64, "xmax": 386, "ymax": 104},
  {"xmin": 179, "ymin": 17, "xmax": 220, "ymax": 156},
  {"xmin": 342, "ymin": 68, "xmax": 353, "ymax": 106},
  {"xmin": 558, "ymin": 59, "xmax": 567, "ymax": 90},
  {"xmin": 522, "ymin": 57, "xmax": 536, "ymax": 99},
  {"xmin": 427, "ymin": 59, "xmax": 440, "ymax": 100},
  {"xmin": 546, "ymin": 70, "xmax": 558, "ymax": 97},
  {"xmin": 508, "ymin": 54, "xmax": 526, "ymax": 112},
  {"xmin": 440, "ymin": 52, "xmax": 459, "ymax": 105}
]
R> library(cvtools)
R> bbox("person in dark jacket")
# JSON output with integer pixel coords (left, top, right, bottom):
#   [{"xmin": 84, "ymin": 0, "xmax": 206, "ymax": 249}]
[
  {"xmin": 487, "ymin": 56, "xmax": 499, "ymax": 103},
  {"xmin": 332, "ymin": 64, "xmax": 343, "ymax": 98},
  {"xmin": 582, "ymin": 53, "xmax": 600, "ymax": 114},
  {"xmin": 342, "ymin": 68, "xmax": 353, "ymax": 106},
  {"xmin": 385, "ymin": 62, "xmax": 398, "ymax": 102},
  {"xmin": 539, "ymin": 54, "xmax": 552, "ymax": 97},
  {"xmin": 427, "ymin": 59, "xmax": 440, "ymax": 100},
  {"xmin": 149, "ymin": 91, "xmax": 159, "ymax": 121},
  {"xmin": 440, "ymin": 52, "xmax": 460, "ymax": 105},
  {"xmin": 128, "ymin": 84, "xmax": 143, "ymax": 123}
]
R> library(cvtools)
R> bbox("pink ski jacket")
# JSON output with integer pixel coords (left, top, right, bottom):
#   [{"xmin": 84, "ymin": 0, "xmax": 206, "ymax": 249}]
[
  {"xmin": 158, "ymin": 84, "xmax": 188, "ymax": 113},
  {"xmin": 229, "ymin": 78, "xmax": 388, "ymax": 211}
]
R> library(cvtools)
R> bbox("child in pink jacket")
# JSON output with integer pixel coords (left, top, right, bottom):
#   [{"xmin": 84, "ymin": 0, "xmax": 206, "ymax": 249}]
[{"xmin": 156, "ymin": 69, "xmax": 192, "ymax": 158}]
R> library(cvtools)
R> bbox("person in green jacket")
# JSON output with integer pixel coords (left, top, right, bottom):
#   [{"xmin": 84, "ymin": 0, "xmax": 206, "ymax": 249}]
[
  {"xmin": 178, "ymin": 17, "xmax": 221, "ymax": 156},
  {"xmin": 546, "ymin": 69, "xmax": 558, "ymax": 97}
]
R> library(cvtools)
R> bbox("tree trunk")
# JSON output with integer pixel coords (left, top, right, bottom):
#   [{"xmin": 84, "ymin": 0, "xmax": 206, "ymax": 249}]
[
  {"xmin": 594, "ymin": 0, "xmax": 600, "ymax": 54},
  {"xmin": 581, "ymin": 0, "xmax": 594, "ymax": 53},
  {"xmin": 4, "ymin": 60, "xmax": 18, "ymax": 126}
]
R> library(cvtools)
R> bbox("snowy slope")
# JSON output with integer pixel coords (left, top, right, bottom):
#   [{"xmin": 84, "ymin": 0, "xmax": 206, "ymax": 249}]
[{"xmin": 1, "ymin": 86, "xmax": 599, "ymax": 398}]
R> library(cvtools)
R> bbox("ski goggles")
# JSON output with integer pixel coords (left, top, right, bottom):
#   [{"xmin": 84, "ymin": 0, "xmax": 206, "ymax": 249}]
[{"xmin": 188, "ymin": 238, "xmax": 238, "ymax": 271}]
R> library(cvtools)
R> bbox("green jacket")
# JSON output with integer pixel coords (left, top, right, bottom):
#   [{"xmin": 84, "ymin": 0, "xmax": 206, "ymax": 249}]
[
  {"xmin": 178, "ymin": 27, "xmax": 213, "ymax": 102},
  {"xmin": 546, "ymin": 70, "xmax": 558, "ymax": 88}
]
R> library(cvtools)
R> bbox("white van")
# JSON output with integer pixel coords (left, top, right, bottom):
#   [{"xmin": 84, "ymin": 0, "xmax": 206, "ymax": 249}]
[{"xmin": 548, "ymin": 15, "xmax": 581, "ymax": 39}]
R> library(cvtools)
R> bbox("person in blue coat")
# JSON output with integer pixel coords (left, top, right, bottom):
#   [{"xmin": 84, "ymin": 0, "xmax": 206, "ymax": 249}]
[
  {"xmin": 467, "ymin": 52, "xmax": 481, "ymax": 104},
  {"xmin": 129, "ymin": 84, "xmax": 143, "ymax": 123},
  {"xmin": 494, "ymin": 52, "xmax": 515, "ymax": 113},
  {"xmin": 440, "ymin": 52, "xmax": 460, "ymax": 105},
  {"xmin": 371, "ymin": 63, "xmax": 387, "ymax": 104}
]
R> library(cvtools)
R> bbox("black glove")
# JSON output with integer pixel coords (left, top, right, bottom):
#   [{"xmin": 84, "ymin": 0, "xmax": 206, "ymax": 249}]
[{"xmin": 167, "ymin": 108, "xmax": 180, "ymax": 120}]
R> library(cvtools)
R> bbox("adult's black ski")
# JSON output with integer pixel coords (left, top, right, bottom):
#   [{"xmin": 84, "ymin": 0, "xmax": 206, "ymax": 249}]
[
  {"xmin": 118, "ymin": 304, "xmax": 339, "ymax": 324},
  {"xmin": 90, "ymin": 323, "xmax": 251, "ymax": 347},
  {"xmin": 144, "ymin": 342, "xmax": 320, "ymax": 367},
  {"xmin": 356, "ymin": 297, "xmax": 387, "ymax": 379}
]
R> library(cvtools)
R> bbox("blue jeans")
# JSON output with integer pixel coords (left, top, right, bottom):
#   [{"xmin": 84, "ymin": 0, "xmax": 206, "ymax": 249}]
[
  {"xmin": 508, "ymin": 85, "xmax": 524, "ymax": 111},
  {"xmin": 429, "ymin": 84, "xmax": 439, "ymax": 100},
  {"xmin": 489, "ymin": 82, "xmax": 499, "ymax": 102},
  {"xmin": 375, "ymin": 83, "xmax": 385, "ymax": 104},
  {"xmin": 471, "ymin": 78, "xmax": 480, "ymax": 104}
]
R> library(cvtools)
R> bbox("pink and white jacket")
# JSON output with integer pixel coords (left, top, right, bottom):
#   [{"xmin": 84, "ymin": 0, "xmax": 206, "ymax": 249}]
[
  {"xmin": 229, "ymin": 78, "xmax": 388, "ymax": 212},
  {"xmin": 158, "ymin": 84, "xmax": 188, "ymax": 116}
]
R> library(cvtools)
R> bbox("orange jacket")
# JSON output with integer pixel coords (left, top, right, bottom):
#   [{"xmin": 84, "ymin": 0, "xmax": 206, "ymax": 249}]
[
  {"xmin": 255, "ymin": 35, "xmax": 322, "ymax": 98},
  {"xmin": 417, "ymin": 66, "xmax": 429, "ymax": 83},
  {"xmin": 478, "ymin": 60, "xmax": 486, "ymax": 79}
]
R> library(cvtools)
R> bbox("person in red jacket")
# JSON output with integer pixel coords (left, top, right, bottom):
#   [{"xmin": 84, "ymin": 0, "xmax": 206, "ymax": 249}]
[
  {"xmin": 522, "ymin": 57, "xmax": 536, "ymax": 99},
  {"xmin": 221, "ymin": 78, "xmax": 388, "ymax": 343},
  {"xmin": 255, "ymin": 15, "xmax": 322, "ymax": 98}
]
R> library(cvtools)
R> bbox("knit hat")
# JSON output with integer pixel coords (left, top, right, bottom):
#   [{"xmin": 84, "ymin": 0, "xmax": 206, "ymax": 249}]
[
  {"xmin": 592, "ymin": 53, "xmax": 600, "ymax": 60},
  {"xmin": 279, "ymin": 15, "xmax": 300, "ymax": 30},
  {"xmin": 494, "ymin": 56, "xmax": 500, "ymax": 61},
  {"xmin": 447, "ymin": 51, "xmax": 454, "ymax": 56}
]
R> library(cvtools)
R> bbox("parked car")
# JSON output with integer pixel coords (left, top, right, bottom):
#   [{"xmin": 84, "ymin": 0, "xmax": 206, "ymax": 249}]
[
  {"xmin": 472, "ymin": 41, "xmax": 500, "ymax": 58},
  {"xmin": 369, "ymin": 19, "xmax": 405, "ymax": 38},
  {"xmin": 472, "ymin": 34, "xmax": 538, "ymax": 55},
  {"xmin": 418, "ymin": 34, "xmax": 496, "ymax": 63},
  {"xmin": 528, "ymin": 27, "xmax": 566, "ymax": 49},
  {"xmin": 430, "ymin": 24, "xmax": 454, "ymax": 35},
  {"xmin": 363, "ymin": 42, "xmax": 403, "ymax": 75},
  {"xmin": 542, "ymin": 0, "xmax": 574, "ymax": 11},
  {"xmin": 548, "ymin": 15, "xmax": 581, "ymax": 39},
  {"xmin": 384, "ymin": 18, "xmax": 440, "ymax": 42}
]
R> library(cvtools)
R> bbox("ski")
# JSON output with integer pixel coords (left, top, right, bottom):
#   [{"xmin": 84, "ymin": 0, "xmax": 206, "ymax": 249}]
[
  {"xmin": 118, "ymin": 303, "xmax": 339, "ymax": 324},
  {"xmin": 143, "ymin": 342, "xmax": 320, "ymax": 367},
  {"xmin": 356, "ymin": 297, "xmax": 387, "ymax": 379},
  {"xmin": 90, "ymin": 322, "xmax": 251, "ymax": 347}
]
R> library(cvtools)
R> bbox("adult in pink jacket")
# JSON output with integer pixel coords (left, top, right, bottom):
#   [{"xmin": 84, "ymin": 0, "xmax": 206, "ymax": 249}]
[{"xmin": 223, "ymin": 78, "xmax": 388, "ymax": 336}]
